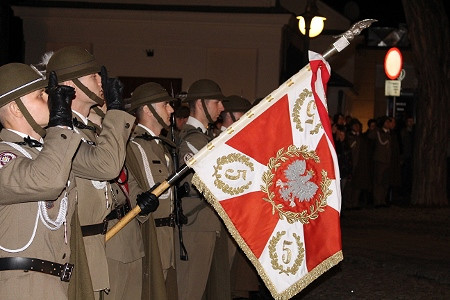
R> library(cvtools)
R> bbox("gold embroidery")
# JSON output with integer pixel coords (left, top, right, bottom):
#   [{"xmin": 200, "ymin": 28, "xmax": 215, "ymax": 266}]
[
  {"xmin": 191, "ymin": 174, "xmax": 343, "ymax": 300},
  {"xmin": 207, "ymin": 143, "xmax": 214, "ymax": 150},
  {"xmin": 269, "ymin": 231, "xmax": 304, "ymax": 275},
  {"xmin": 261, "ymin": 145, "xmax": 332, "ymax": 224},
  {"xmin": 287, "ymin": 79, "xmax": 294, "ymax": 87},
  {"xmin": 266, "ymin": 95, "xmax": 274, "ymax": 102},
  {"xmin": 305, "ymin": 100, "xmax": 316, "ymax": 124},
  {"xmin": 246, "ymin": 110, "xmax": 254, "ymax": 118},
  {"xmin": 292, "ymin": 89, "xmax": 313, "ymax": 132},
  {"xmin": 213, "ymin": 153, "xmax": 254, "ymax": 195},
  {"xmin": 226, "ymin": 127, "xmax": 234, "ymax": 134}
]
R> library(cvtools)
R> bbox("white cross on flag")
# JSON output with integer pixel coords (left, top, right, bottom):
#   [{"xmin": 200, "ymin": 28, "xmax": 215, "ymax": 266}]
[{"xmin": 187, "ymin": 52, "xmax": 343, "ymax": 299}]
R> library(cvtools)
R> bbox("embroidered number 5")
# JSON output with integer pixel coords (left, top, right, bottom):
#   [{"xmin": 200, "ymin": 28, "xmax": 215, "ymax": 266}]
[{"xmin": 282, "ymin": 239, "xmax": 293, "ymax": 264}]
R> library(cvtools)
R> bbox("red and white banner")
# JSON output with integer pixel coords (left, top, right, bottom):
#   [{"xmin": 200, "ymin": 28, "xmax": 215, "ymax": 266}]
[{"xmin": 187, "ymin": 52, "xmax": 343, "ymax": 299}]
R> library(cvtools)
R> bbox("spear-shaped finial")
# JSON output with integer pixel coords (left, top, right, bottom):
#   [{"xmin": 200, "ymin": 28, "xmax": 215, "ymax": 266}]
[{"xmin": 322, "ymin": 19, "xmax": 377, "ymax": 59}]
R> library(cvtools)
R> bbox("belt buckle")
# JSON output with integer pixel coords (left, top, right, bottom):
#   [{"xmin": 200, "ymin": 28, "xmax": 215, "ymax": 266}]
[{"xmin": 60, "ymin": 263, "xmax": 74, "ymax": 282}]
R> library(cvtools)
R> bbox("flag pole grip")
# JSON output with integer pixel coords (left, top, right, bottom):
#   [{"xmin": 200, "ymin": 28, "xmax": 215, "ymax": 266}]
[{"xmin": 105, "ymin": 165, "xmax": 191, "ymax": 242}]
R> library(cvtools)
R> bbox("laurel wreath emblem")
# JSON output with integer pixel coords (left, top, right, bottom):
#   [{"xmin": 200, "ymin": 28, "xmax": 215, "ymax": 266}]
[
  {"xmin": 269, "ymin": 231, "xmax": 304, "ymax": 275},
  {"xmin": 213, "ymin": 153, "xmax": 254, "ymax": 195},
  {"xmin": 261, "ymin": 145, "xmax": 332, "ymax": 224},
  {"xmin": 292, "ymin": 88, "xmax": 322, "ymax": 135},
  {"xmin": 292, "ymin": 88, "xmax": 312, "ymax": 132}
]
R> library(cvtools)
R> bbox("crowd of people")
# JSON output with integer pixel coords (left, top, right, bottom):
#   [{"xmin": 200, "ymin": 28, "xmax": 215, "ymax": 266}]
[
  {"xmin": 0, "ymin": 46, "xmax": 264, "ymax": 300},
  {"xmin": 331, "ymin": 113, "xmax": 415, "ymax": 211}
]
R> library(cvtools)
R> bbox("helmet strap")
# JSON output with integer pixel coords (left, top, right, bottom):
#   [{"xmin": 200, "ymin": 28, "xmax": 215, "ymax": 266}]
[
  {"xmin": 15, "ymin": 98, "xmax": 47, "ymax": 138},
  {"xmin": 91, "ymin": 106, "xmax": 105, "ymax": 118},
  {"xmin": 229, "ymin": 112, "xmax": 237, "ymax": 122},
  {"xmin": 72, "ymin": 78, "xmax": 104, "ymax": 106},
  {"xmin": 200, "ymin": 99, "xmax": 214, "ymax": 124},
  {"xmin": 147, "ymin": 104, "xmax": 169, "ymax": 130}
]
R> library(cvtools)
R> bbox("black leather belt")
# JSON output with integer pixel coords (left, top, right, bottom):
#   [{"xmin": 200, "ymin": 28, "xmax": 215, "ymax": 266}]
[
  {"xmin": 155, "ymin": 215, "xmax": 175, "ymax": 227},
  {"xmin": 81, "ymin": 222, "xmax": 108, "ymax": 236},
  {"xmin": 0, "ymin": 257, "xmax": 73, "ymax": 282},
  {"xmin": 81, "ymin": 203, "xmax": 131, "ymax": 237}
]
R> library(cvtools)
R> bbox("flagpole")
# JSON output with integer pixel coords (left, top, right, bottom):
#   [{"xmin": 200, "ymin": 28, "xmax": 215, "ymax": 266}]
[
  {"xmin": 105, "ymin": 164, "xmax": 190, "ymax": 242},
  {"xmin": 105, "ymin": 19, "xmax": 377, "ymax": 242}
]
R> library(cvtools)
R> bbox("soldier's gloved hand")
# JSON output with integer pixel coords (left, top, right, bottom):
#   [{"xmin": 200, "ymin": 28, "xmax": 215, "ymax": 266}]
[
  {"xmin": 137, "ymin": 190, "xmax": 159, "ymax": 215},
  {"xmin": 101, "ymin": 66, "xmax": 124, "ymax": 111},
  {"xmin": 46, "ymin": 71, "xmax": 75, "ymax": 128}
]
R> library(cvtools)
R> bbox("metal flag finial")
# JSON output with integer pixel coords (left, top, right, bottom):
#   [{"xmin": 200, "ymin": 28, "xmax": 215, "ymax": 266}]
[{"xmin": 322, "ymin": 19, "xmax": 377, "ymax": 60}]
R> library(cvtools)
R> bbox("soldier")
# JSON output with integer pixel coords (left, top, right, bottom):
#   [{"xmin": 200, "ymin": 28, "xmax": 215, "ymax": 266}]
[
  {"xmin": 88, "ymin": 104, "xmax": 146, "ymax": 300},
  {"xmin": 45, "ymin": 46, "xmax": 158, "ymax": 299},
  {"xmin": 0, "ymin": 63, "xmax": 81, "ymax": 299},
  {"xmin": 126, "ymin": 82, "xmax": 177, "ymax": 299},
  {"xmin": 176, "ymin": 79, "xmax": 230, "ymax": 300},
  {"xmin": 220, "ymin": 94, "xmax": 252, "ymax": 130}
]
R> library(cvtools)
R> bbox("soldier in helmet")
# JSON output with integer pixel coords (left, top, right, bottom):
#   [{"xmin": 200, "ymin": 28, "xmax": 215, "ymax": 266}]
[
  {"xmin": 45, "ymin": 46, "xmax": 158, "ymax": 298},
  {"xmin": 0, "ymin": 63, "xmax": 81, "ymax": 299},
  {"xmin": 126, "ymin": 82, "xmax": 178, "ymax": 299},
  {"xmin": 176, "ymin": 79, "xmax": 230, "ymax": 300},
  {"xmin": 220, "ymin": 95, "xmax": 252, "ymax": 130}
]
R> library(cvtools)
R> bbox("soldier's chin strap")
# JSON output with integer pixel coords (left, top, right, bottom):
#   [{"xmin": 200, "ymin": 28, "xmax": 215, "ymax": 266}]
[
  {"xmin": 200, "ymin": 99, "xmax": 216, "ymax": 138},
  {"xmin": 91, "ymin": 106, "xmax": 105, "ymax": 118},
  {"xmin": 147, "ymin": 104, "xmax": 169, "ymax": 131},
  {"xmin": 72, "ymin": 78, "xmax": 104, "ymax": 106},
  {"xmin": 15, "ymin": 98, "xmax": 47, "ymax": 138},
  {"xmin": 229, "ymin": 112, "xmax": 237, "ymax": 123},
  {"xmin": 200, "ymin": 99, "xmax": 214, "ymax": 125}
]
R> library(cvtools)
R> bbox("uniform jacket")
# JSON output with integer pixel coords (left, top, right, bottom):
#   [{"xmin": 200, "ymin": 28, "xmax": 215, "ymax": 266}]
[
  {"xmin": 0, "ymin": 127, "xmax": 81, "ymax": 300},
  {"xmin": 125, "ymin": 124, "xmax": 169, "ymax": 300},
  {"xmin": 178, "ymin": 123, "xmax": 221, "ymax": 233},
  {"xmin": 105, "ymin": 176, "xmax": 145, "ymax": 264},
  {"xmin": 127, "ymin": 125, "xmax": 175, "ymax": 270},
  {"xmin": 70, "ymin": 110, "xmax": 135, "ymax": 291}
]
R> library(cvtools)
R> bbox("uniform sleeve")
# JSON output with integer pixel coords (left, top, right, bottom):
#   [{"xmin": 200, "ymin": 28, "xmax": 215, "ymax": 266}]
[
  {"xmin": 71, "ymin": 110, "xmax": 136, "ymax": 180},
  {"xmin": 0, "ymin": 127, "xmax": 82, "ymax": 204}
]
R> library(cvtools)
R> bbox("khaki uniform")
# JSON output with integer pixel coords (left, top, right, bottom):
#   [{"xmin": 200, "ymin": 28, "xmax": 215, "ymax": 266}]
[
  {"xmin": 176, "ymin": 121, "xmax": 229, "ymax": 300},
  {"xmin": 0, "ymin": 127, "xmax": 81, "ymax": 300},
  {"xmin": 105, "ymin": 174, "xmax": 145, "ymax": 300},
  {"xmin": 70, "ymin": 110, "xmax": 135, "ymax": 292},
  {"xmin": 126, "ymin": 125, "xmax": 175, "ymax": 299}
]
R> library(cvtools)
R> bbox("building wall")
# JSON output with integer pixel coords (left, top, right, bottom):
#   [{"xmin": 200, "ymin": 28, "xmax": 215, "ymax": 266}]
[{"xmin": 13, "ymin": 6, "xmax": 291, "ymax": 101}]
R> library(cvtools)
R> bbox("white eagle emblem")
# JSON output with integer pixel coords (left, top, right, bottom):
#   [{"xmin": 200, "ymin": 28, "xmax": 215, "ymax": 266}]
[{"xmin": 276, "ymin": 160, "xmax": 318, "ymax": 207}]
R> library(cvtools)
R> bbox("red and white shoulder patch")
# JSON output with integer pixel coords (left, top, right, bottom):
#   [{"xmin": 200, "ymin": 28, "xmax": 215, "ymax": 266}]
[{"xmin": 0, "ymin": 152, "xmax": 17, "ymax": 169}]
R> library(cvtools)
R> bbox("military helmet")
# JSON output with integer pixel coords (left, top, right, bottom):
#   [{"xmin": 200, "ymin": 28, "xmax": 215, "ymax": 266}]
[
  {"xmin": 127, "ymin": 82, "xmax": 176, "ymax": 113},
  {"xmin": 46, "ymin": 46, "xmax": 101, "ymax": 82},
  {"xmin": 222, "ymin": 95, "xmax": 252, "ymax": 113},
  {"xmin": 184, "ymin": 79, "xmax": 225, "ymax": 102},
  {"xmin": 0, "ymin": 63, "xmax": 47, "ymax": 107}
]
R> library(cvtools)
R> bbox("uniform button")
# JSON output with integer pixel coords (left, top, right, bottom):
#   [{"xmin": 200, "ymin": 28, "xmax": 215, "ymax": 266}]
[
  {"xmin": 61, "ymin": 134, "xmax": 67, "ymax": 139},
  {"xmin": 125, "ymin": 123, "xmax": 130, "ymax": 129}
]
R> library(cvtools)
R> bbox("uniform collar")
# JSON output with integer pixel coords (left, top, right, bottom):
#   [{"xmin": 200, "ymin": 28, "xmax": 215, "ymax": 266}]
[
  {"xmin": 72, "ymin": 110, "xmax": 89, "ymax": 125},
  {"xmin": 186, "ymin": 116, "xmax": 206, "ymax": 133},
  {"xmin": 137, "ymin": 123, "xmax": 158, "ymax": 139}
]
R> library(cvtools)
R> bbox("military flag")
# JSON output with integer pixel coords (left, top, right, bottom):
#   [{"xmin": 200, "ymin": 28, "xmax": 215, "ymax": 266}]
[{"xmin": 187, "ymin": 52, "xmax": 343, "ymax": 299}]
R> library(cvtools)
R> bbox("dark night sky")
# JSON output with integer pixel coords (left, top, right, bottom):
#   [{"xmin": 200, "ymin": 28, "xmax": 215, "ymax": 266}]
[{"xmin": 321, "ymin": 0, "xmax": 450, "ymax": 27}]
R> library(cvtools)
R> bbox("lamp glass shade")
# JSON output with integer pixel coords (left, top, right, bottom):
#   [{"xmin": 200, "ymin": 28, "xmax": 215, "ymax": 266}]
[{"xmin": 297, "ymin": 16, "xmax": 326, "ymax": 38}]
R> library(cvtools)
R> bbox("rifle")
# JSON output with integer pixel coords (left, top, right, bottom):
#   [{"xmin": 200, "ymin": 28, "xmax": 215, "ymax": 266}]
[{"xmin": 168, "ymin": 112, "xmax": 189, "ymax": 261}]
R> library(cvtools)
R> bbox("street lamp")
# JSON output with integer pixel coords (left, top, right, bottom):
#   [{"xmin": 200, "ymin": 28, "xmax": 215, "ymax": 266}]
[
  {"xmin": 297, "ymin": 0, "xmax": 326, "ymax": 63},
  {"xmin": 297, "ymin": 0, "xmax": 326, "ymax": 37}
]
